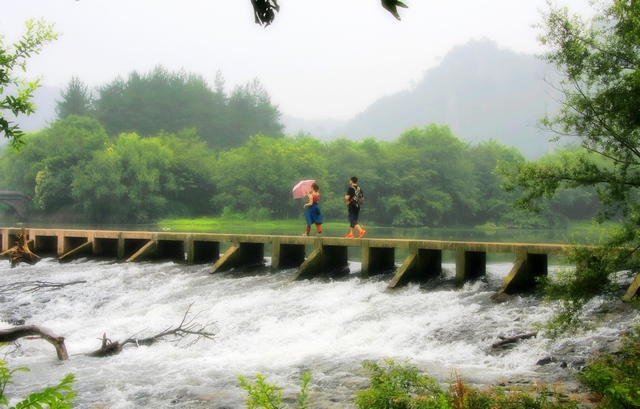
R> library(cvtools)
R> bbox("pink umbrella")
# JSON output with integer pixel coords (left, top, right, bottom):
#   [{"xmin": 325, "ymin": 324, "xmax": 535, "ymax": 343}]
[{"xmin": 292, "ymin": 179, "xmax": 315, "ymax": 199}]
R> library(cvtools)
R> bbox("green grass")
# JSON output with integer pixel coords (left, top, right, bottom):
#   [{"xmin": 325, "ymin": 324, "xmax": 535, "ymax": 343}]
[{"xmin": 158, "ymin": 217, "xmax": 346, "ymax": 233}]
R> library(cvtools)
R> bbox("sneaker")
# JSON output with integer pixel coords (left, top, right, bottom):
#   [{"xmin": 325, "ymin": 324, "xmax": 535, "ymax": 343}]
[
  {"xmin": 302, "ymin": 233, "xmax": 309, "ymax": 237},
  {"xmin": 316, "ymin": 232, "xmax": 322, "ymax": 237},
  {"xmin": 359, "ymin": 230, "xmax": 366, "ymax": 239},
  {"xmin": 346, "ymin": 233, "xmax": 354, "ymax": 238}
]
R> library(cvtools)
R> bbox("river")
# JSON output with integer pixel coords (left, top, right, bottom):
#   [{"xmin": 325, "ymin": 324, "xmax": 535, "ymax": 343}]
[{"xmin": 0, "ymin": 252, "xmax": 638, "ymax": 408}]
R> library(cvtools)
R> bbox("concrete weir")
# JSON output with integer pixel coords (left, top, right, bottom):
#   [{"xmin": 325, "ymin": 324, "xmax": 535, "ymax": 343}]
[{"xmin": 2, "ymin": 227, "xmax": 638, "ymax": 297}]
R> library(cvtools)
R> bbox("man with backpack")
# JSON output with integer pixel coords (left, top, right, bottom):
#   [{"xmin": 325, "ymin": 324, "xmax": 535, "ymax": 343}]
[{"xmin": 345, "ymin": 176, "xmax": 366, "ymax": 238}]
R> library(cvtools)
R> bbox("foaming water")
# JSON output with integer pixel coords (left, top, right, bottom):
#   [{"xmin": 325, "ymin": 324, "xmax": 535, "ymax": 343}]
[{"xmin": 0, "ymin": 258, "xmax": 636, "ymax": 408}]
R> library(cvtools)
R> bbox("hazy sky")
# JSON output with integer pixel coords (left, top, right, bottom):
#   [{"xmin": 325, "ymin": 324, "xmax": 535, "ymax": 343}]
[{"xmin": 2, "ymin": 0, "xmax": 595, "ymax": 120}]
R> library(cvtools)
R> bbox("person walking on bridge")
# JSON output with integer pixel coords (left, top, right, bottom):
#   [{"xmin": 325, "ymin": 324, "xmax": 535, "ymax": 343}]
[
  {"xmin": 303, "ymin": 182, "xmax": 323, "ymax": 236},
  {"xmin": 345, "ymin": 176, "xmax": 365, "ymax": 238}
]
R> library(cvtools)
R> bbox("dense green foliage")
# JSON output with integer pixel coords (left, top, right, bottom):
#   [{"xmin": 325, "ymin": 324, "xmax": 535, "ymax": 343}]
[
  {"xmin": 501, "ymin": 0, "xmax": 640, "ymax": 331},
  {"xmin": 578, "ymin": 326, "xmax": 640, "ymax": 408},
  {"xmin": 0, "ymin": 112, "xmax": 601, "ymax": 225},
  {"xmin": 0, "ymin": 360, "xmax": 75, "ymax": 408},
  {"xmin": 354, "ymin": 359, "xmax": 577, "ymax": 409},
  {"xmin": 0, "ymin": 19, "xmax": 59, "ymax": 148},
  {"xmin": 57, "ymin": 67, "xmax": 284, "ymax": 149}
]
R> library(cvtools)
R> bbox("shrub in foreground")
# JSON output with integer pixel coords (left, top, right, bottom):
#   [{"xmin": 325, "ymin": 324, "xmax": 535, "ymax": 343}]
[
  {"xmin": 578, "ymin": 326, "xmax": 640, "ymax": 409},
  {"xmin": 0, "ymin": 360, "xmax": 76, "ymax": 408}
]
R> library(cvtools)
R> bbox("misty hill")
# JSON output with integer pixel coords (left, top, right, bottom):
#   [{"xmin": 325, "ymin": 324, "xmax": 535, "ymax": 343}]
[{"xmin": 284, "ymin": 40, "xmax": 562, "ymax": 158}]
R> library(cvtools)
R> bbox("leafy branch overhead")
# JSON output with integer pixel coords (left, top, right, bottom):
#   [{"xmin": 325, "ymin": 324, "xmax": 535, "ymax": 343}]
[{"xmin": 251, "ymin": 0, "xmax": 408, "ymax": 26}]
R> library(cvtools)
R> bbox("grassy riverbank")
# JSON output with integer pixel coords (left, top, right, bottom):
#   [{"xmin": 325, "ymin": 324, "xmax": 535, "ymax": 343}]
[
  {"xmin": 157, "ymin": 217, "xmax": 618, "ymax": 243},
  {"xmin": 157, "ymin": 217, "xmax": 346, "ymax": 234}
]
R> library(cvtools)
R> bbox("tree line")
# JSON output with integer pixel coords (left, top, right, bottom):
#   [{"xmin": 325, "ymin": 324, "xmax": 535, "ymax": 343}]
[
  {"xmin": 0, "ymin": 112, "xmax": 599, "ymax": 226},
  {"xmin": 55, "ymin": 67, "xmax": 284, "ymax": 149}
]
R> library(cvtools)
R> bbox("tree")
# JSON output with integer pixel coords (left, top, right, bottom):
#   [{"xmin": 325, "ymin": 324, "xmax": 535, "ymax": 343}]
[
  {"xmin": 250, "ymin": 0, "xmax": 408, "ymax": 26},
  {"xmin": 93, "ymin": 67, "xmax": 283, "ymax": 149},
  {"xmin": 55, "ymin": 76, "xmax": 94, "ymax": 119},
  {"xmin": 71, "ymin": 132, "xmax": 174, "ymax": 222},
  {"xmin": 213, "ymin": 134, "xmax": 327, "ymax": 219},
  {"xmin": 0, "ymin": 115, "xmax": 110, "ymax": 212},
  {"xmin": 468, "ymin": 139, "xmax": 525, "ymax": 226},
  {"xmin": 0, "ymin": 19, "xmax": 59, "ymax": 148},
  {"xmin": 501, "ymin": 0, "xmax": 640, "ymax": 328}
]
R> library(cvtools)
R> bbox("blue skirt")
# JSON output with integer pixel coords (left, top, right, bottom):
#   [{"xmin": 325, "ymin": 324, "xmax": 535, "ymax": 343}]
[{"xmin": 305, "ymin": 203, "xmax": 324, "ymax": 225}]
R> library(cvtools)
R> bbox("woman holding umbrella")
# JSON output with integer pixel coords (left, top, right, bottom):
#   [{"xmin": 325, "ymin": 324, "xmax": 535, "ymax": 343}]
[{"xmin": 302, "ymin": 182, "xmax": 323, "ymax": 236}]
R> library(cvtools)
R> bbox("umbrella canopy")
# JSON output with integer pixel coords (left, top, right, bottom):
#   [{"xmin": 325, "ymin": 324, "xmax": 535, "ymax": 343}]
[{"xmin": 292, "ymin": 179, "xmax": 315, "ymax": 199}]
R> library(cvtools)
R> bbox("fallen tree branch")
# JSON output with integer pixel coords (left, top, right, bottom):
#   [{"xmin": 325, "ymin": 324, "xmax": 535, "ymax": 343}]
[
  {"xmin": 491, "ymin": 332, "xmax": 538, "ymax": 348},
  {"xmin": 87, "ymin": 303, "xmax": 216, "ymax": 357},
  {"xmin": 0, "ymin": 280, "xmax": 86, "ymax": 299},
  {"xmin": 0, "ymin": 325, "xmax": 69, "ymax": 360}
]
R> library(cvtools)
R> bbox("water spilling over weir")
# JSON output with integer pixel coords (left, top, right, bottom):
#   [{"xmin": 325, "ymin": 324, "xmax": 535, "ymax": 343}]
[{"xmin": 1, "ymin": 255, "xmax": 638, "ymax": 408}]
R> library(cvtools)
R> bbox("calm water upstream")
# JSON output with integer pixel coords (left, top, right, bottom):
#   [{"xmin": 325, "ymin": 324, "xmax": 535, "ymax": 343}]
[{"xmin": 0, "ymin": 227, "xmax": 636, "ymax": 408}]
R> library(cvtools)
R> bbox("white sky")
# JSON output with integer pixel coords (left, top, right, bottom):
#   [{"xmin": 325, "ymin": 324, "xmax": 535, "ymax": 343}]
[{"xmin": 2, "ymin": 0, "xmax": 595, "ymax": 120}]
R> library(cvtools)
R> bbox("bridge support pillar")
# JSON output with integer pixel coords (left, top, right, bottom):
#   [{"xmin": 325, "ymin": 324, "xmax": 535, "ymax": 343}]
[
  {"xmin": 291, "ymin": 243, "xmax": 349, "ymax": 281},
  {"xmin": 624, "ymin": 273, "xmax": 640, "ymax": 301},
  {"xmin": 455, "ymin": 248, "xmax": 486, "ymax": 287},
  {"xmin": 500, "ymin": 251, "xmax": 548, "ymax": 294},
  {"xmin": 1, "ymin": 229, "xmax": 7, "ymax": 252},
  {"xmin": 388, "ymin": 244, "xmax": 442, "ymax": 288},
  {"xmin": 271, "ymin": 239, "xmax": 305, "ymax": 271},
  {"xmin": 361, "ymin": 241, "xmax": 395, "ymax": 277},
  {"xmin": 127, "ymin": 239, "xmax": 158, "ymax": 262},
  {"xmin": 211, "ymin": 242, "xmax": 264, "ymax": 273},
  {"xmin": 117, "ymin": 233, "xmax": 126, "ymax": 260}
]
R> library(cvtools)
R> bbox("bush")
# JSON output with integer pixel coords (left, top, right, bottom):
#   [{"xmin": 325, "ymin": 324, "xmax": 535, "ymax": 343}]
[
  {"xmin": 354, "ymin": 359, "xmax": 577, "ymax": 409},
  {"xmin": 578, "ymin": 326, "xmax": 640, "ymax": 408},
  {"xmin": 247, "ymin": 207, "xmax": 271, "ymax": 222},
  {"xmin": 238, "ymin": 372, "xmax": 310, "ymax": 409}
]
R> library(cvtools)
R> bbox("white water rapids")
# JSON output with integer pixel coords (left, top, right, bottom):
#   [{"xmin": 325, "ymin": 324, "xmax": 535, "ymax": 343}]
[{"xmin": 1, "ymin": 256, "xmax": 638, "ymax": 408}]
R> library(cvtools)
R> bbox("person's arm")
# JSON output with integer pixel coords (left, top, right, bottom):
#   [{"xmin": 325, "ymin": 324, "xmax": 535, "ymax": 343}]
[
  {"xmin": 345, "ymin": 187, "xmax": 353, "ymax": 205},
  {"xmin": 304, "ymin": 192, "xmax": 313, "ymax": 208}
]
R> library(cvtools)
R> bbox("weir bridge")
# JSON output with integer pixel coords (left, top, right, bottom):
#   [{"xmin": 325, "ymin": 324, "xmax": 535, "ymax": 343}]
[{"xmin": 1, "ymin": 227, "xmax": 639, "ymax": 298}]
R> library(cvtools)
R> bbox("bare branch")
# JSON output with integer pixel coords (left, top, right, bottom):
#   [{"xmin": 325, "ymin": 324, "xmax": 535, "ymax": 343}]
[{"xmin": 87, "ymin": 304, "xmax": 216, "ymax": 357}]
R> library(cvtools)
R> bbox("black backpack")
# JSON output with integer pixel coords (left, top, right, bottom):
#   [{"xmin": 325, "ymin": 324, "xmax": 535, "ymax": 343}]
[{"xmin": 352, "ymin": 186, "xmax": 364, "ymax": 207}]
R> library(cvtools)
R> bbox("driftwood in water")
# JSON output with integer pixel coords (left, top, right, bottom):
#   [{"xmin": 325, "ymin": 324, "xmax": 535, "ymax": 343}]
[
  {"xmin": 0, "ymin": 325, "xmax": 69, "ymax": 360},
  {"xmin": 491, "ymin": 332, "xmax": 538, "ymax": 348},
  {"xmin": 87, "ymin": 303, "xmax": 216, "ymax": 357},
  {"xmin": 0, "ymin": 280, "xmax": 86, "ymax": 300},
  {"xmin": 3, "ymin": 228, "xmax": 41, "ymax": 267}
]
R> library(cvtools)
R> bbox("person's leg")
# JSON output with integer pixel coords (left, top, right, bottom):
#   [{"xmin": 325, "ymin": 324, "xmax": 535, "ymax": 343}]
[
  {"xmin": 315, "ymin": 223, "xmax": 322, "ymax": 235},
  {"xmin": 347, "ymin": 211, "xmax": 356, "ymax": 237},
  {"xmin": 356, "ymin": 223, "xmax": 366, "ymax": 238},
  {"xmin": 305, "ymin": 224, "xmax": 311, "ymax": 235}
]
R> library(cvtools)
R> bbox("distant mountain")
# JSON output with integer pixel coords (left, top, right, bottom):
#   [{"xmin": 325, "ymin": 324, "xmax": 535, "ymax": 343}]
[
  {"xmin": 282, "ymin": 40, "xmax": 563, "ymax": 158},
  {"xmin": 280, "ymin": 114, "xmax": 347, "ymax": 139}
]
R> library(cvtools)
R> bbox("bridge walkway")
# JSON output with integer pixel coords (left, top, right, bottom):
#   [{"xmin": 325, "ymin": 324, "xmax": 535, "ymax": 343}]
[{"xmin": 1, "ymin": 227, "xmax": 637, "ymax": 298}]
